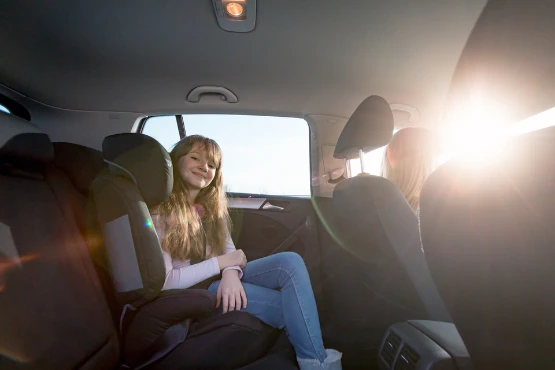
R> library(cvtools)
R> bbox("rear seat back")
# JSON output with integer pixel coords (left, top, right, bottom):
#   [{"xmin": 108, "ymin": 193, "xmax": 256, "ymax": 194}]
[
  {"xmin": 0, "ymin": 112, "xmax": 119, "ymax": 369},
  {"xmin": 52, "ymin": 142, "xmax": 106, "ymax": 239},
  {"xmin": 52, "ymin": 142, "xmax": 121, "ymax": 327}
]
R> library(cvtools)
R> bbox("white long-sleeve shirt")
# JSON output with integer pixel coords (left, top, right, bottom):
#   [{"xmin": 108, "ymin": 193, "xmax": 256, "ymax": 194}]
[{"xmin": 151, "ymin": 214, "xmax": 243, "ymax": 290}]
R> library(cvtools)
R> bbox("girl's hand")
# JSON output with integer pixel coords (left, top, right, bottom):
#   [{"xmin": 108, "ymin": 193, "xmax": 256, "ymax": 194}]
[
  {"xmin": 217, "ymin": 269, "xmax": 247, "ymax": 313},
  {"xmin": 216, "ymin": 249, "xmax": 247, "ymax": 270},
  {"xmin": 229, "ymin": 249, "xmax": 247, "ymax": 268}
]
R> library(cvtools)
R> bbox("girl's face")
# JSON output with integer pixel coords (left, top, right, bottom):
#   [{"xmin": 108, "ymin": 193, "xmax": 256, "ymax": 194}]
[{"xmin": 178, "ymin": 143, "xmax": 217, "ymax": 190}]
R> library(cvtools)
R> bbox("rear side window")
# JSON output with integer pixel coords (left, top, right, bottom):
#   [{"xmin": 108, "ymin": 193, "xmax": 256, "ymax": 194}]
[
  {"xmin": 141, "ymin": 115, "xmax": 311, "ymax": 197},
  {"xmin": 0, "ymin": 94, "xmax": 31, "ymax": 120},
  {"xmin": 348, "ymin": 129, "xmax": 399, "ymax": 176}
]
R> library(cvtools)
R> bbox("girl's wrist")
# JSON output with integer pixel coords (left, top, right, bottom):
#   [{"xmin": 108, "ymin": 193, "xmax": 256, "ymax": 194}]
[{"xmin": 222, "ymin": 268, "xmax": 240, "ymax": 277}]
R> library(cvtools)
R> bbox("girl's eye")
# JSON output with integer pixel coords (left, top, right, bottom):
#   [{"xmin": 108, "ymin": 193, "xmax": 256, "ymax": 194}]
[
  {"xmin": 208, "ymin": 164, "xmax": 216, "ymax": 169},
  {"xmin": 191, "ymin": 156, "xmax": 198, "ymax": 161}
]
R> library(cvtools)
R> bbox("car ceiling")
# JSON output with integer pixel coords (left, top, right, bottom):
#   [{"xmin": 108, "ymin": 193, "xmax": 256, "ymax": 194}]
[
  {"xmin": 445, "ymin": 0, "xmax": 555, "ymax": 124},
  {"xmin": 0, "ymin": 0, "xmax": 485, "ymax": 125}
]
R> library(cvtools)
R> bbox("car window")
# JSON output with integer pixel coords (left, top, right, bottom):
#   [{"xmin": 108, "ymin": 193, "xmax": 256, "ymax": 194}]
[
  {"xmin": 141, "ymin": 116, "xmax": 180, "ymax": 150},
  {"xmin": 0, "ymin": 104, "xmax": 10, "ymax": 114},
  {"xmin": 510, "ymin": 106, "xmax": 555, "ymax": 135},
  {"xmin": 348, "ymin": 130, "xmax": 399, "ymax": 176},
  {"xmin": 348, "ymin": 145, "xmax": 387, "ymax": 177},
  {"xmin": 141, "ymin": 114, "xmax": 311, "ymax": 197},
  {"xmin": 439, "ymin": 106, "xmax": 555, "ymax": 165}
]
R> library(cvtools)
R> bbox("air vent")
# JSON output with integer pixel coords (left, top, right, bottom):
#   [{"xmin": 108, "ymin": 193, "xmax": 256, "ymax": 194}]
[
  {"xmin": 394, "ymin": 344, "xmax": 420, "ymax": 370},
  {"xmin": 381, "ymin": 331, "xmax": 402, "ymax": 367}
]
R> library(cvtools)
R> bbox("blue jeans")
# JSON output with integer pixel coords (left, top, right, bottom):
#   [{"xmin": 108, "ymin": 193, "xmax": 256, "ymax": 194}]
[{"xmin": 208, "ymin": 252, "xmax": 327, "ymax": 362}]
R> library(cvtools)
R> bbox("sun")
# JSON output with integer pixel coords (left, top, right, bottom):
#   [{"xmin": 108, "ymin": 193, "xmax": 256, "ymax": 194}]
[{"xmin": 439, "ymin": 93, "xmax": 513, "ymax": 165}]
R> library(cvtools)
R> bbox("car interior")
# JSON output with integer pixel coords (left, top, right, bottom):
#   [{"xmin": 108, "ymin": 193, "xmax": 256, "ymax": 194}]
[{"xmin": 2, "ymin": 0, "xmax": 555, "ymax": 369}]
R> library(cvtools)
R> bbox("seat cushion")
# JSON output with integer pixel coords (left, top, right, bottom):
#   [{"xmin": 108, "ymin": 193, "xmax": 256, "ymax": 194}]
[{"xmin": 151, "ymin": 311, "xmax": 288, "ymax": 370}]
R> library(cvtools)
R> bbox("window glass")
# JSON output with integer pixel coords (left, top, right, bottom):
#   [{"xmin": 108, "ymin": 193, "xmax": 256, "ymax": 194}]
[
  {"xmin": 0, "ymin": 104, "xmax": 10, "ymax": 114},
  {"xmin": 348, "ymin": 130, "xmax": 399, "ymax": 176},
  {"xmin": 510, "ymin": 106, "xmax": 555, "ymax": 135},
  {"xmin": 141, "ymin": 116, "xmax": 180, "ymax": 150},
  {"xmin": 142, "ymin": 114, "xmax": 311, "ymax": 196},
  {"xmin": 439, "ymin": 106, "xmax": 555, "ymax": 165}
]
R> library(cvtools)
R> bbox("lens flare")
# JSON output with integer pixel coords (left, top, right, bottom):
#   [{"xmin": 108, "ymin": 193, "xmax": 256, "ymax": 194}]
[{"xmin": 440, "ymin": 91, "xmax": 514, "ymax": 165}]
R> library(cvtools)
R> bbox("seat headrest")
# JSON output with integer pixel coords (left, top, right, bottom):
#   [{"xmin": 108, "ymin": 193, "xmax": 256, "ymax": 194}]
[
  {"xmin": 102, "ymin": 133, "xmax": 173, "ymax": 208},
  {"xmin": 0, "ymin": 111, "xmax": 53, "ymax": 168},
  {"xmin": 334, "ymin": 95, "xmax": 394, "ymax": 159},
  {"xmin": 53, "ymin": 142, "xmax": 106, "ymax": 195}
]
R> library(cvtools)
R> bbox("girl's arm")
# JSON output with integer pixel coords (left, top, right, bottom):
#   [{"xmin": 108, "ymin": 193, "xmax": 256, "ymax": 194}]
[
  {"xmin": 221, "ymin": 229, "xmax": 244, "ymax": 279},
  {"xmin": 162, "ymin": 251, "xmax": 220, "ymax": 290},
  {"xmin": 154, "ymin": 214, "xmax": 221, "ymax": 290}
]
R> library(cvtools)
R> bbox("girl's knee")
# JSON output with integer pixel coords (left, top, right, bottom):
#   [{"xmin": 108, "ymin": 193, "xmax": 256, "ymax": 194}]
[{"xmin": 275, "ymin": 252, "xmax": 305, "ymax": 270}]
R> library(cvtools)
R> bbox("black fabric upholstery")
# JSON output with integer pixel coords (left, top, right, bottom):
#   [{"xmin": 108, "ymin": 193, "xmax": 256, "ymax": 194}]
[
  {"xmin": 0, "ymin": 171, "xmax": 120, "ymax": 370},
  {"xmin": 420, "ymin": 126, "xmax": 555, "ymax": 370},
  {"xmin": 51, "ymin": 145, "xmax": 121, "ymax": 328},
  {"xmin": 333, "ymin": 175, "xmax": 448, "ymax": 317},
  {"xmin": 238, "ymin": 332, "xmax": 298, "ymax": 370},
  {"xmin": 124, "ymin": 289, "xmax": 216, "ymax": 362},
  {"xmin": 52, "ymin": 143, "xmax": 107, "ymax": 261},
  {"xmin": 0, "ymin": 117, "xmax": 119, "ymax": 369},
  {"xmin": 0, "ymin": 112, "xmax": 53, "ymax": 168},
  {"xmin": 334, "ymin": 95, "xmax": 394, "ymax": 159},
  {"xmin": 1, "ymin": 133, "xmax": 53, "ymax": 168},
  {"xmin": 329, "ymin": 174, "xmax": 449, "ymax": 360},
  {"xmin": 152, "ymin": 311, "xmax": 285, "ymax": 370},
  {"xmin": 53, "ymin": 142, "xmax": 106, "ymax": 195},
  {"xmin": 103, "ymin": 133, "xmax": 172, "ymax": 208}
]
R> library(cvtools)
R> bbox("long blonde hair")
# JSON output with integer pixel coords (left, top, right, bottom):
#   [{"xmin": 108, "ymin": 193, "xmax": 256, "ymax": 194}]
[
  {"xmin": 382, "ymin": 128, "xmax": 438, "ymax": 210},
  {"xmin": 154, "ymin": 135, "xmax": 231, "ymax": 261}
]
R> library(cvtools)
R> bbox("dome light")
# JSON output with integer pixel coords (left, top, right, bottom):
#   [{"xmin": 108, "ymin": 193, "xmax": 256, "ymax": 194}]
[{"xmin": 226, "ymin": 2, "xmax": 244, "ymax": 17}]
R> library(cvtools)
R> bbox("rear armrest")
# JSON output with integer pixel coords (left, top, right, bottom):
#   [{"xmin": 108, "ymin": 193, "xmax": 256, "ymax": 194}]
[{"xmin": 378, "ymin": 320, "xmax": 472, "ymax": 370}]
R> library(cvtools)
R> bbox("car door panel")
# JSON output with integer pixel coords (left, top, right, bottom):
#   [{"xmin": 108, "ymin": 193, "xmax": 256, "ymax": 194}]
[{"xmin": 228, "ymin": 193, "xmax": 324, "ymax": 306}]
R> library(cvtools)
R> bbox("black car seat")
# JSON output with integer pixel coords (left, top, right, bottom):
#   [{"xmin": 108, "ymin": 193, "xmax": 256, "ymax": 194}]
[
  {"xmin": 326, "ymin": 96, "xmax": 450, "ymax": 362},
  {"xmin": 51, "ymin": 142, "xmax": 122, "ymax": 324},
  {"xmin": 420, "ymin": 126, "xmax": 555, "ymax": 369},
  {"xmin": 0, "ymin": 112, "xmax": 120, "ymax": 369},
  {"xmin": 91, "ymin": 133, "xmax": 297, "ymax": 369}
]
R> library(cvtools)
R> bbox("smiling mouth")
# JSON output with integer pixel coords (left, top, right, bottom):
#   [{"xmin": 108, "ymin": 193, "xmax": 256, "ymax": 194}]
[{"xmin": 192, "ymin": 172, "xmax": 205, "ymax": 180}]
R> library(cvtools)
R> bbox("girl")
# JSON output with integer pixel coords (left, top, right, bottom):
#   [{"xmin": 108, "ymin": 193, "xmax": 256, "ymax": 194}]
[
  {"xmin": 151, "ymin": 135, "xmax": 342, "ymax": 370},
  {"xmin": 382, "ymin": 127, "xmax": 439, "ymax": 213}
]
